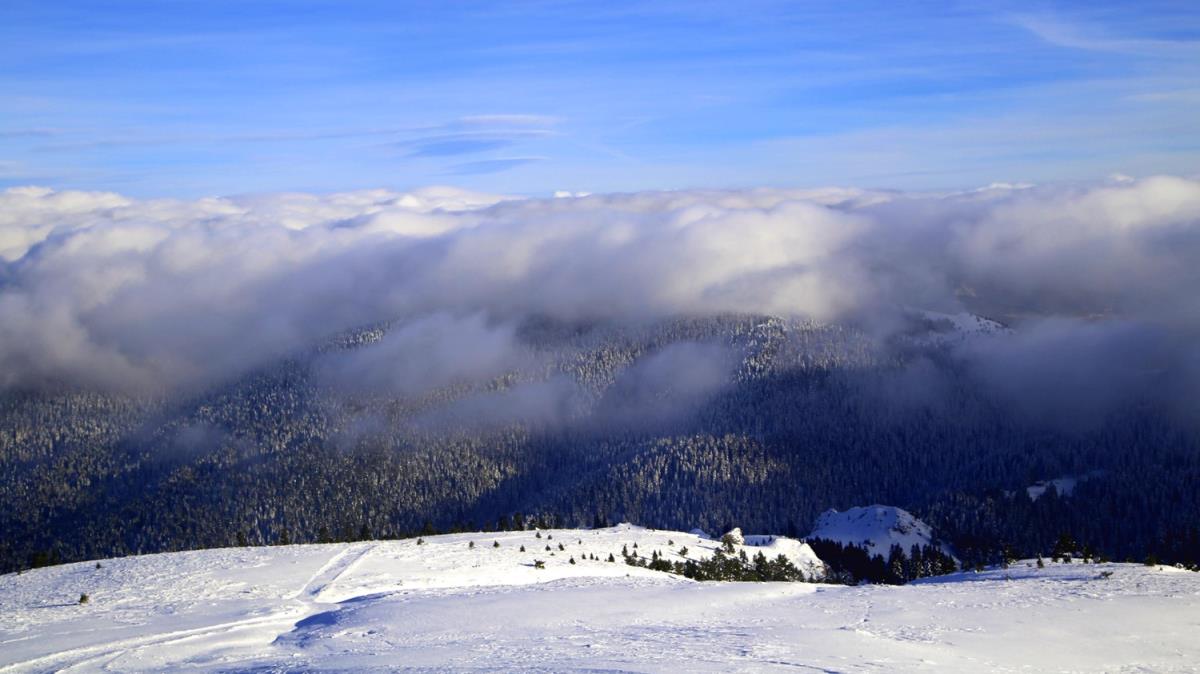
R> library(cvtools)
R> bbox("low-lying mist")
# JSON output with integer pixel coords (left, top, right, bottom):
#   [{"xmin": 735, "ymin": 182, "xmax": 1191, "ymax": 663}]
[{"xmin": 2, "ymin": 176, "xmax": 1199, "ymax": 430}]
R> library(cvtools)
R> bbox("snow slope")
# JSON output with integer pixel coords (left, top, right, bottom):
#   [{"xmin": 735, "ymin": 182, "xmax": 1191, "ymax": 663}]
[
  {"xmin": 2, "ymin": 526, "xmax": 1198, "ymax": 672},
  {"xmin": 808, "ymin": 505, "xmax": 952, "ymax": 558},
  {"xmin": 903, "ymin": 309, "xmax": 1011, "ymax": 347},
  {"xmin": 1027, "ymin": 471, "xmax": 1106, "ymax": 501}
]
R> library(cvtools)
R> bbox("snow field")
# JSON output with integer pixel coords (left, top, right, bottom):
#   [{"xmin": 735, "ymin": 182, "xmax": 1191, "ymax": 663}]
[{"xmin": 1, "ymin": 525, "xmax": 1198, "ymax": 672}]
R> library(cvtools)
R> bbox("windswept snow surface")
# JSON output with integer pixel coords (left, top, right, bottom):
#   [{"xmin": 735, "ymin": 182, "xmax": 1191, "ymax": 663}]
[
  {"xmin": 809, "ymin": 505, "xmax": 951, "ymax": 559},
  {"xmin": 2, "ymin": 525, "xmax": 1199, "ymax": 673}
]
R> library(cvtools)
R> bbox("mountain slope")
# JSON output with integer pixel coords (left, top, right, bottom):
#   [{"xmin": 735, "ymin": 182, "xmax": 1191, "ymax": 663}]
[{"xmin": 4, "ymin": 312, "xmax": 1200, "ymax": 574}]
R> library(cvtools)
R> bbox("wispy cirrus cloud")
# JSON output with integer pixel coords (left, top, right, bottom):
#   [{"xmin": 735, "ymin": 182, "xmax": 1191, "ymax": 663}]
[
  {"xmin": 1010, "ymin": 14, "xmax": 1200, "ymax": 58},
  {"xmin": 445, "ymin": 157, "xmax": 546, "ymax": 174},
  {"xmin": 32, "ymin": 115, "xmax": 560, "ymax": 153},
  {"xmin": 406, "ymin": 137, "xmax": 516, "ymax": 158},
  {"xmin": 3, "ymin": 3, "xmax": 1197, "ymax": 195},
  {"xmin": 399, "ymin": 115, "xmax": 559, "ymax": 159},
  {"xmin": 0, "ymin": 128, "xmax": 60, "ymax": 139},
  {"xmin": 400, "ymin": 130, "xmax": 554, "ymax": 158}
]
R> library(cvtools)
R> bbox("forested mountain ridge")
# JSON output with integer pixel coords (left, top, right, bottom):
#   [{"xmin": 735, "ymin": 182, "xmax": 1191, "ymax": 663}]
[{"xmin": 3, "ymin": 312, "xmax": 1198, "ymax": 573}]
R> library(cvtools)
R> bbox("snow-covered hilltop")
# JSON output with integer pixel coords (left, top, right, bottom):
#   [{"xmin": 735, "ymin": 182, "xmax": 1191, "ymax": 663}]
[
  {"xmin": 3, "ymin": 524, "xmax": 1199, "ymax": 672},
  {"xmin": 808, "ymin": 504, "xmax": 951, "ymax": 559}
]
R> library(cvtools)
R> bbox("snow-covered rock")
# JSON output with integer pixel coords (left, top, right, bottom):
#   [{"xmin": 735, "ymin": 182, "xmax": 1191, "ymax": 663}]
[
  {"xmin": 741, "ymin": 534, "xmax": 827, "ymax": 576},
  {"xmin": 808, "ymin": 504, "xmax": 950, "ymax": 558}
]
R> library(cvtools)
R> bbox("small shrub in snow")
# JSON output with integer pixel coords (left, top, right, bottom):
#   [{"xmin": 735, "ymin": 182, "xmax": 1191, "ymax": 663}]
[{"xmin": 78, "ymin": 593, "xmax": 89, "ymax": 604}]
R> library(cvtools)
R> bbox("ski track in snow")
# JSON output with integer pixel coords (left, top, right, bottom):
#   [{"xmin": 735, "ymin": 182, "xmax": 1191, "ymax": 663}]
[
  {"xmin": 0, "ymin": 543, "xmax": 379, "ymax": 673},
  {"xmin": 293, "ymin": 542, "xmax": 377, "ymax": 602},
  {"xmin": 2, "ymin": 525, "xmax": 1199, "ymax": 672}
]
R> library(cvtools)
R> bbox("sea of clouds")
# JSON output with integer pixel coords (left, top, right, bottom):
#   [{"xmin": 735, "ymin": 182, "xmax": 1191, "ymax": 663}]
[{"xmin": 1, "ymin": 176, "xmax": 1198, "ymax": 422}]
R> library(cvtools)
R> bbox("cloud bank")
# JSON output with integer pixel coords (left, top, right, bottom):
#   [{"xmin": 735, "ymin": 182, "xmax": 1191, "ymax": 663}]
[{"xmin": 1, "ymin": 177, "xmax": 1199, "ymax": 412}]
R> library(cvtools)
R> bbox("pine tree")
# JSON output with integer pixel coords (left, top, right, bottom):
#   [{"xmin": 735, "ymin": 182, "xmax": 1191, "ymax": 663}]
[
  {"xmin": 887, "ymin": 544, "xmax": 906, "ymax": 584},
  {"xmin": 721, "ymin": 534, "xmax": 737, "ymax": 554}
]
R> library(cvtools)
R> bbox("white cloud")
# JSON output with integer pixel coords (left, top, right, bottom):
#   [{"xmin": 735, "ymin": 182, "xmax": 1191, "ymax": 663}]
[{"xmin": 1, "ymin": 177, "xmax": 1199, "ymax": 395}]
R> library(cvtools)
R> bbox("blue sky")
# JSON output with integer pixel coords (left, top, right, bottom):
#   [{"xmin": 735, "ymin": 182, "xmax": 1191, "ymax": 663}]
[{"xmin": 1, "ymin": 0, "xmax": 1197, "ymax": 197}]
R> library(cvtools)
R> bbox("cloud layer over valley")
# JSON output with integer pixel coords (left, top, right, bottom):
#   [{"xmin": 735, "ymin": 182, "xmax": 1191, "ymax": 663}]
[{"xmin": 2, "ymin": 176, "xmax": 1199, "ymax": 425}]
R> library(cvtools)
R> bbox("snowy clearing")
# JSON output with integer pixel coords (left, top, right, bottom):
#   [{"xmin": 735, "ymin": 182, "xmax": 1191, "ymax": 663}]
[{"xmin": 1, "ymin": 525, "xmax": 1198, "ymax": 673}]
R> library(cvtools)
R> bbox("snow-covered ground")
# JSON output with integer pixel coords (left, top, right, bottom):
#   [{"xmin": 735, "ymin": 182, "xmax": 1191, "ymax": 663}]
[{"xmin": 2, "ymin": 525, "xmax": 1198, "ymax": 673}]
